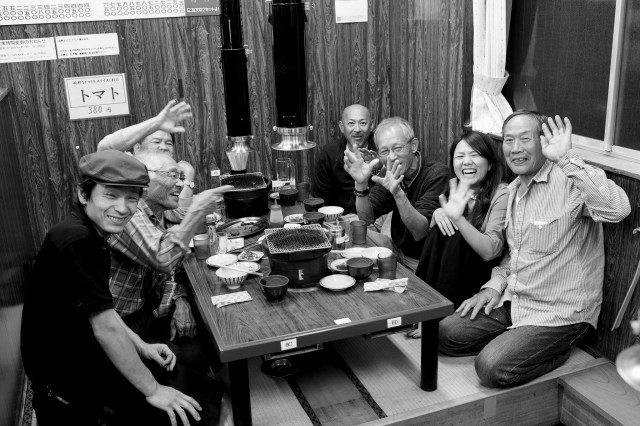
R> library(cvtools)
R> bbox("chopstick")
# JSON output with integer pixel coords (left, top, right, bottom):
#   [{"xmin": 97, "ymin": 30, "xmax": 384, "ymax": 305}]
[
  {"xmin": 227, "ymin": 241, "xmax": 261, "ymax": 253},
  {"xmin": 219, "ymin": 264, "xmax": 263, "ymax": 277}
]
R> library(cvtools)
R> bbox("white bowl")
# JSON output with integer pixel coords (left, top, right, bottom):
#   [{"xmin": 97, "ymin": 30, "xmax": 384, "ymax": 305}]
[
  {"xmin": 206, "ymin": 253, "xmax": 238, "ymax": 268},
  {"xmin": 361, "ymin": 247, "xmax": 393, "ymax": 265},
  {"xmin": 216, "ymin": 268, "xmax": 247, "ymax": 289},
  {"xmin": 319, "ymin": 274, "xmax": 356, "ymax": 291},
  {"xmin": 318, "ymin": 206, "xmax": 344, "ymax": 222}
]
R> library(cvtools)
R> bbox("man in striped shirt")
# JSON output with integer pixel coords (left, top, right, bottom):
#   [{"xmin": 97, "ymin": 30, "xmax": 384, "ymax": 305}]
[{"xmin": 438, "ymin": 110, "xmax": 631, "ymax": 387}]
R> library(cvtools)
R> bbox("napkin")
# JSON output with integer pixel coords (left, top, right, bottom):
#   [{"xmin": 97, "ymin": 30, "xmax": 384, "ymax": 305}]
[
  {"xmin": 364, "ymin": 278, "xmax": 408, "ymax": 294},
  {"xmin": 211, "ymin": 291, "xmax": 253, "ymax": 308}
]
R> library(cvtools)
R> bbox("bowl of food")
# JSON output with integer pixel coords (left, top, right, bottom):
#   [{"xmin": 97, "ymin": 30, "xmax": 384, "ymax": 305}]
[
  {"xmin": 216, "ymin": 267, "xmax": 247, "ymax": 289},
  {"xmin": 279, "ymin": 188, "xmax": 299, "ymax": 206},
  {"xmin": 259, "ymin": 275, "xmax": 289, "ymax": 302},
  {"xmin": 346, "ymin": 257, "xmax": 374, "ymax": 282},
  {"xmin": 318, "ymin": 206, "xmax": 344, "ymax": 222},
  {"xmin": 329, "ymin": 258, "xmax": 349, "ymax": 274},
  {"xmin": 303, "ymin": 212, "xmax": 325, "ymax": 225},
  {"xmin": 303, "ymin": 198, "xmax": 325, "ymax": 212}
]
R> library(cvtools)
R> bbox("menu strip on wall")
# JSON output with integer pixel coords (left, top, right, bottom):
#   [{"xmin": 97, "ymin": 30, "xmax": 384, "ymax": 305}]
[{"xmin": 0, "ymin": 0, "xmax": 220, "ymax": 26}]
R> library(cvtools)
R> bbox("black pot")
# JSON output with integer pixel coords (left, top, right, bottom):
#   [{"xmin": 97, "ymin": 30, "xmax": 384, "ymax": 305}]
[
  {"xmin": 224, "ymin": 177, "xmax": 272, "ymax": 219},
  {"xmin": 267, "ymin": 255, "xmax": 330, "ymax": 288}
]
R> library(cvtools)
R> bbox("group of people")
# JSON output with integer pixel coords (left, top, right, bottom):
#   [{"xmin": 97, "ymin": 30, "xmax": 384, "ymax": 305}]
[
  {"xmin": 317, "ymin": 105, "xmax": 631, "ymax": 387},
  {"xmin": 22, "ymin": 99, "xmax": 632, "ymax": 425},
  {"xmin": 22, "ymin": 101, "xmax": 233, "ymax": 425}
]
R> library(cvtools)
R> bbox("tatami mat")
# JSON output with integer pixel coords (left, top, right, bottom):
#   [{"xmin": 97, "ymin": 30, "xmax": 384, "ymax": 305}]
[{"xmin": 249, "ymin": 334, "xmax": 598, "ymax": 425}]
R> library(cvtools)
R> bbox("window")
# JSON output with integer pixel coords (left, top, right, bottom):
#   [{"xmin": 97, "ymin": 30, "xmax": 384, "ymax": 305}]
[{"xmin": 504, "ymin": 0, "xmax": 640, "ymax": 160}]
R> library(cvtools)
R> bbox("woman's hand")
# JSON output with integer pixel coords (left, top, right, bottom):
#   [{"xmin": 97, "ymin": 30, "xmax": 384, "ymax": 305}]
[
  {"xmin": 431, "ymin": 208, "xmax": 458, "ymax": 236},
  {"xmin": 439, "ymin": 178, "xmax": 472, "ymax": 223}
]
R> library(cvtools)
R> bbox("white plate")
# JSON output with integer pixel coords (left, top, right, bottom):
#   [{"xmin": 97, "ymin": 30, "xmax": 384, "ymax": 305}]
[
  {"xmin": 319, "ymin": 274, "xmax": 356, "ymax": 291},
  {"xmin": 238, "ymin": 250, "xmax": 264, "ymax": 262},
  {"xmin": 235, "ymin": 261, "xmax": 261, "ymax": 272},
  {"xmin": 361, "ymin": 247, "xmax": 393, "ymax": 263},
  {"xmin": 206, "ymin": 253, "xmax": 238, "ymax": 268},
  {"xmin": 340, "ymin": 247, "xmax": 365, "ymax": 259},
  {"xmin": 284, "ymin": 214, "xmax": 304, "ymax": 224},
  {"xmin": 329, "ymin": 259, "xmax": 349, "ymax": 274}
]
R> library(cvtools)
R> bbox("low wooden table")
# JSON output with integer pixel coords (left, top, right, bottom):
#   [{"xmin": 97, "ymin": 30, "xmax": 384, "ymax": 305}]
[{"xmin": 183, "ymin": 205, "xmax": 453, "ymax": 426}]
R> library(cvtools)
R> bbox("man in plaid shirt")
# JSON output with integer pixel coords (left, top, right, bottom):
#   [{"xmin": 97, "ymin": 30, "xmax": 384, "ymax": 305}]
[{"xmin": 108, "ymin": 151, "xmax": 232, "ymax": 341}]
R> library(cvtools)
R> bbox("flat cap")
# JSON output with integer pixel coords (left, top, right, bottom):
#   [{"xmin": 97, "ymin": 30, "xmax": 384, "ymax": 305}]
[{"xmin": 79, "ymin": 150, "xmax": 149, "ymax": 187}]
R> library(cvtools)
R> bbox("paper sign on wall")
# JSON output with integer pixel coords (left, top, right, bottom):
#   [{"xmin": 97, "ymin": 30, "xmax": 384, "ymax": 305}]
[
  {"xmin": 335, "ymin": 0, "xmax": 368, "ymax": 24},
  {"xmin": 56, "ymin": 33, "xmax": 120, "ymax": 59},
  {"xmin": 0, "ymin": 37, "xmax": 56, "ymax": 63},
  {"xmin": 64, "ymin": 74, "xmax": 129, "ymax": 120}
]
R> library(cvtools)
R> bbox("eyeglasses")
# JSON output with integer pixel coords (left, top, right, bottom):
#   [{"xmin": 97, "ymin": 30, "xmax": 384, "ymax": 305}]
[
  {"xmin": 378, "ymin": 138, "xmax": 415, "ymax": 158},
  {"xmin": 148, "ymin": 170, "xmax": 185, "ymax": 181}
]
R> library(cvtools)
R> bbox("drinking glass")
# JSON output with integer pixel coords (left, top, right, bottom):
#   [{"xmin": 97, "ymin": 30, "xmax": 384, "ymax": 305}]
[
  {"xmin": 276, "ymin": 158, "xmax": 295, "ymax": 186},
  {"xmin": 211, "ymin": 231, "xmax": 228, "ymax": 255}
]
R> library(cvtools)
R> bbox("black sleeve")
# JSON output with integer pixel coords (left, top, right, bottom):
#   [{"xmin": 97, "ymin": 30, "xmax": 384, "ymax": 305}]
[
  {"xmin": 312, "ymin": 147, "xmax": 336, "ymax": 204},
  {"xmin": 61, "ymin": 238, "xmax": 114, "ymax": 316},
  {"xmin": 413, "ymin": 167, "xmax": 450, "ymax": 222},
  {"xmin": 368, "ymin": 177, "xmax": 395, "ymax": 219}
]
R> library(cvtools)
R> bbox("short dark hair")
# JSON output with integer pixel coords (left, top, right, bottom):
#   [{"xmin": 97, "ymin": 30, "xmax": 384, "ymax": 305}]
[{"xmin": 501, "ymin": 110, "xmax": 548, "ymax": 138}]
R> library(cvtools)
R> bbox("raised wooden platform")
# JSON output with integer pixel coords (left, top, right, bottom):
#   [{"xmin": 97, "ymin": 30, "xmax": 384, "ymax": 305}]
[
  {"xmin": 245, "ymin": 333, "xmax": 607, "ymax": 426},
  {"xmin": 559, "ymin": 362, "xmax": 640, "ymax": 426}
]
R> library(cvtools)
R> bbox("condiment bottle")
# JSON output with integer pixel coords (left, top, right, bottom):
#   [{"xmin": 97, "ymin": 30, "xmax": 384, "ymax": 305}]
[
  {"xmin": 269, "ymin": 200, "xmax": 284, "ymax": 228},
  {"xmin": 329, "ymin": 225, "xmax": 345, "ymax": 250}
]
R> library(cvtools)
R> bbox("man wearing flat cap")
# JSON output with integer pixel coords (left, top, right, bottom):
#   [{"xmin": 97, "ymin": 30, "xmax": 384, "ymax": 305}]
[{"xmin": 22, "ymin": 150, "xmax": 212, "ymax": 425}]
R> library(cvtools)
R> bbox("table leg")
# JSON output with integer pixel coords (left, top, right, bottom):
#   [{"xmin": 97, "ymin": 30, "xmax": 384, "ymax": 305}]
[
  {"xmin": 229, "ymin": 359, "xmax": 252, "ymax": 426},
  {"xmin": 420, "ymin": 319, "xmax": 439, "ymax": 391}
]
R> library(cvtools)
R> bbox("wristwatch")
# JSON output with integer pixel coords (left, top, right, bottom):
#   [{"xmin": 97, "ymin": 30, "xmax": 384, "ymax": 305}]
[{"xmin": 183, "ymin": 180, "xmax": 195, "ymax": 189}]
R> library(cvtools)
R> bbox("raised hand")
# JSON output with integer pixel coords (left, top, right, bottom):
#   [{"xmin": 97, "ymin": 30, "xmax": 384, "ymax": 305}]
[
  {"xmin": 439, "ymin": 178, "xmax": 472, "ymax": 223},
  {"xmin": 371, "ymin": 156, "xmax": 403, "ymax": 196},
  {"xmin": 146, "ymin": 384, "xmax": 202, "ymax": 426},
  {"xmin": 540, "ymin": 115, "xmax": 572, "ymax": 163},
  {"xmin": 155, "ymin": 100, "xmax": 193, "ymax": 135},
  {"xmin": 343, "ymin": 148, "xmax": 380, "ymax": 185}
]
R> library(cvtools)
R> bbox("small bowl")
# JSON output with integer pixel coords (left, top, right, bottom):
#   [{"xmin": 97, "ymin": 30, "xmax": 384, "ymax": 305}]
[
  {"xmin": 216, "ymin": 268, "xmax": 248, "ymax": 289},
  {"xmin": 303, "ymin": 198, "xmax": 325, "ymax": 212},
  {"xmin": 303, "ymin": 212, "xmax": 325, "ymax": 225},
  {"xmin": 329, "ymin": 258, "xmax": 349, "ymax": 274},
  {"xmin": 346, "ymin": 257, "xmax": 374, "ymax": 282},
  {"xmin": 318, "ymin": 206, "xmax": 344, "ymax": 222},
  {"xmin": 319, "ymin": 274, "xmax": 356, "ymax": 291},
  {"xmin": 279, "ymin": 188, "xmax": 299, "ymax": 206},
  {"xmin": 259, "ymin": 275, "xmax": 289, "ymax": 302}
]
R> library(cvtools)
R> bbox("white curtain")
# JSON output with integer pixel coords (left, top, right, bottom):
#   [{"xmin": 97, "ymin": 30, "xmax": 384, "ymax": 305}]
[{"xmin": 470, "ymin": 0, "xmax": 513, "ymax": 134}]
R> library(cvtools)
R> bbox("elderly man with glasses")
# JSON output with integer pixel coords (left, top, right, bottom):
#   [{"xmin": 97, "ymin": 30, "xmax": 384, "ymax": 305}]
[{"xmin": 344, "ymin": 117, "xmax": 449, "ymax": 270}]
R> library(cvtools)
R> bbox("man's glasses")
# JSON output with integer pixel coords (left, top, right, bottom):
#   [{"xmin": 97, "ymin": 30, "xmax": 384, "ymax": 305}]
[
  {"xmin": 378, "ymin": 138, "xmax": 415, "ymax": 158},
  {"xmin": 148, "ymin": 170, "xmax": 185, "ymax": 181}
]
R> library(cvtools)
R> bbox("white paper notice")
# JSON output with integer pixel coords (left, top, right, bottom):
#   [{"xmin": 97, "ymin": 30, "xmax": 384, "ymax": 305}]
[
  {"xmin": 335, "ymin": 0, "xmax": 368, "ymax": 24},
  {"xmin": 56, "ymin": 33, "xmax": 119, "ymax": 59},
  {"xmin": 0, "ymin": 37, "xmax": 56, "ymax": 63},
  {"xmin": 64, "ymin": 74, "xmax": 129, "ymax": 120}
]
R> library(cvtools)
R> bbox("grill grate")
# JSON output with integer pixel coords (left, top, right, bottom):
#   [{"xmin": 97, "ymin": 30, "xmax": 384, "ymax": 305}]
[
  {"xmin": 220, "ymin": 172, "xmax": 266, "ymax": 191},
  {"xmin": 265, "ymin": 224, "xmax": 331, "ymax": 254}
]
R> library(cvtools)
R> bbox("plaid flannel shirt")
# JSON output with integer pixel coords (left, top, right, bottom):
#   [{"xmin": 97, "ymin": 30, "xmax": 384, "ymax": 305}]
[{"xmin": 108, "ymin": 199, "xmax": 188, "ymax": 318}]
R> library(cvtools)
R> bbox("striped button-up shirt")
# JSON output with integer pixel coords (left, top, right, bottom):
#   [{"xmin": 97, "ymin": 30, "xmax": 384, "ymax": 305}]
[
  {"xmin": 482, "ymin": 152, "xmax": 630, "ymax": 328},
  {"xmin": 108, "ymin": 199, "xmax": 188, "ymax": 318}
]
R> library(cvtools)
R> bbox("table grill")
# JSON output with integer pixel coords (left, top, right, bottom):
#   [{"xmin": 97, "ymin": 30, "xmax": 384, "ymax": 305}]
[
  {"xmin": 262, "ymin": 225, "xmax": 332, "ymax": 288},
  {"xmin": 222, "ymin": 173, "xmax": 271, "ymax": 219}
]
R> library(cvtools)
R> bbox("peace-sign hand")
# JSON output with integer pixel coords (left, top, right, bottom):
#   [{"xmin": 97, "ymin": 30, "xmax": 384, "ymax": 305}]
[
  {"xmin": 541, "ymin": 115, "xmax": 572, "ymax": 163},
  {"xmin": 343, "ymin": 148, "xmax": 380, "ymax": 185},
  {"xmin": 371, "ymin": 156, "xmax": 403, "ymax": 196},
  {"xmin": 439, "ymin": 178, "xmax": 472, "ymax": 223}
]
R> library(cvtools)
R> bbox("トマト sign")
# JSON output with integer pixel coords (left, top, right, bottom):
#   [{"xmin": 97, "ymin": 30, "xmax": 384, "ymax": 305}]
[{"xmin": 64, "ymin": 73, "xmax": 129, "ymax": 120}]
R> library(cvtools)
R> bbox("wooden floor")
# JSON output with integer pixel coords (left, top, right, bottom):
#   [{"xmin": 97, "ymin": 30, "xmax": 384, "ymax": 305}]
[{"xmin": 244, "ymin": 333, "xmax": 605, "ymax": 426}]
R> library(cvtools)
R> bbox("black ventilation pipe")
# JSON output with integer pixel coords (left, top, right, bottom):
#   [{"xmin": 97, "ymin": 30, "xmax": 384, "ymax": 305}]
[{"xmin": 220, "ymin": 0, "xmax": 253, "ymax": 173}]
